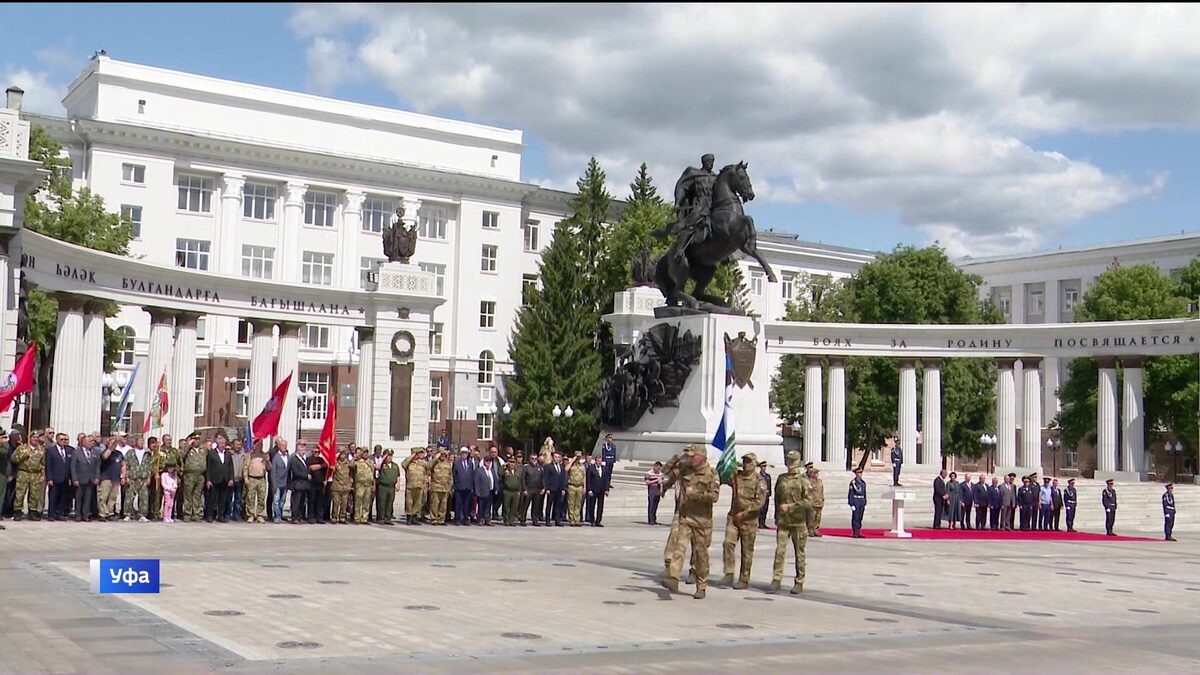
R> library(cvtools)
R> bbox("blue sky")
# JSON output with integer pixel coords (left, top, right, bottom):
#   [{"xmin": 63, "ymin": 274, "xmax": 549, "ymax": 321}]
[{"xmin": 2, "ymin": 4, "xmax": 1197, "ymax": 257}]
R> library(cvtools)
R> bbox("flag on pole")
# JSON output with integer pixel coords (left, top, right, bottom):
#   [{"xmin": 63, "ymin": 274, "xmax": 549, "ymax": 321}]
[
  {"xmin": 242, "ymin": 417, "xmax": 254, "ymax": 449},
  {"xmin": 317, "ymin": 399, "xmax": 337, "ymax": 473},
  {"xmin": 142, "ymin": 369, "xmax": 169, "ymax": 434},
  {"xmin": 114, "ymin": 362, "xmax": 140, "ymax": 427},
  {"xmin": 252, "ymin": 372, "xmax": 293, "ymax": 440},
  {"xmin": 0, "ymin": 342, "xmax": 37, "ymax": 413},
  {"xmin": 711, "ymin": 354, "xmax": 738, "ymax": 484}
]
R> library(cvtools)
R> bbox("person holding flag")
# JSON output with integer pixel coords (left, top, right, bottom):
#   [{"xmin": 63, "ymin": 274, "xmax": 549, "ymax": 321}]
[
  {"xmin": 143, "ymin": 369, "xmax": 169, "ymax": 435},
  {"xmin": 0, "ymin": 341, "xmax": 36, "ymax": 418}
]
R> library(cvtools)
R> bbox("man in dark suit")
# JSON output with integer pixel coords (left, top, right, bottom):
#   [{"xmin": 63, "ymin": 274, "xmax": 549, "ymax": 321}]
[
  {"xmin": 973, "ymin": 475, "xmax": 989, "ymax": 530},
  {"xmin": 451, "ymin": 448, "xmax": 474, "ymax": 525},
  {"xmin": 542, "ymin": 451, "xmax": 567, "ymax": 526},
  {"xmin": 959, "ymin": 472, "xmax": 973, "ymax": 530},
  {"xmin": 1000, "ymin": 473, "xmax": 1017, "ymax": 530},
  {"xmin": 932, "ymin": 470, "xmax": 947, "ymax": 528},
  {"xmin": 268, "ymin": 439, "xmax": 290, "ymax": 523},
  {"xmin": 473, "ymin": 457, "xmax": 497, "ymax": 526},
  {"xmin": 584, "ymin": 455, "xmax": 603, "ymax": 525},
  {"xmin": 45, "ymin": 432, "xmax": 73, "ymax": 521},
  {"xmin": 288, "ymin": 444, "xmax": 311, "ymax": 523},
  {"xmin": 70, "ymin": 436, "xmax": 100, "ymax": 522},
  {"xmin": 1050, "ymin": 478, "xmax": 1064, "ymax": 531},
  {"xmin": 205, "ymin": 436, "xmax": 235, "ymax": 522},
  {"xmin": 1016, "ymin": 476, "xmax": 1036, "ymax": 531},
  {"xmin": 987, "ymin": 477, "xmax": 1002, "ymax": 530}
]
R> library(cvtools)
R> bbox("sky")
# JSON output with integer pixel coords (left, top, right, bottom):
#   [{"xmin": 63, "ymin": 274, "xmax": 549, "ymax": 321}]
[{"xmin": 2, "ymin": 3, "xmax": 1198, "ymax": 258}]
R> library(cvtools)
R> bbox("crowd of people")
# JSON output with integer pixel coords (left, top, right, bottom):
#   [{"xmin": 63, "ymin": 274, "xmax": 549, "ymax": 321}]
[{"xmin": 0, "ymin": 426, "xmax": 622, "ymax": 528}]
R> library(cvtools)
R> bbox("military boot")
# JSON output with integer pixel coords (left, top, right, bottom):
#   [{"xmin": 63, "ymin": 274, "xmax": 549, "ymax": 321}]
[
  {"xmin": 733, "ymin": 578, "xmax": 749, "ymax": 590},
  {"xmin": 791, "ymin": 582, "xmax": 803, "ymax": 595},
  {"xmin": 770, "ymin": 579, "xmax": 782, "ymax": 593},
  {"xmin": 686, "ymin": 569, "xmax": 696, "ymax": 584},
  {"xmin": 720, "ymin": 573, "xmax": 734, "ymax": 586},
  {"xmin": 693, "ymin": 582, "xmax": 706, "ymax": 600},
  {"xmin": 661, "ymin": 576, "xmax": 679, "ymax": 593}
]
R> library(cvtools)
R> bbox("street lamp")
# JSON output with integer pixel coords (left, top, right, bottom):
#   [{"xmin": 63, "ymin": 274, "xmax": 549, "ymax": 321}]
[
  {"xmin": 1046, "ymin": 437, "xmax": 1061, "ymax": 476},
  {"xmin": 1166, "ymin": 440, "xmax": 1185, "ymax": 481},
  {"xmin": 101, "ymin": 373, "xmax": 116, "ymax": 436},
  {"xmin": 980, "ymin": 433, "xmax": 997, "ymax": 473}
]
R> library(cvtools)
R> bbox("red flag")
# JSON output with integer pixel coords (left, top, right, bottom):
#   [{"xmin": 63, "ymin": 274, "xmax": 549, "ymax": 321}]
[
  {"xmin": 142, "ymin": 369, "xmax": 169, "ymax": 434},
  {"xmin": 0, "ymin": 342, "xmax": 36, "ymax": 413},
  {"xmin": 317, "ymin": 399, "xmax": 337, "ymax": 475},
  {"xmin": 252, "ymin": 372, "xmax": 293, "ymax": 440}
]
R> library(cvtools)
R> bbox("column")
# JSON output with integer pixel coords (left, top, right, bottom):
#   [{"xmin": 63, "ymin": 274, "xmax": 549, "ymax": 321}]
[
  {"xmin": 1095, "ymin": 357, "xmax": 1119, "ymax": 474},
  {"xmin": 143, "ymin": 308, "xmax": 175, "ymax": 435},
  {"xmin": 217, "ymin": 174, "xmax": 244, "ymax": 276},
  {"xmin": 279, "ymin": 183, "xmax": 307, "ymax": 283},
  {"xmin": 79, "ymin": 303, "xmax": 106, "ymax": 434},
  {"xmin": 249, "ymin": 322, "xmax": 275, "ymax": 435},
  {"xmin": 50, "ymin": 295, "xmax": 85, "ymax": 434},
  {"xmin": 803, "ymin": 357, "xmax": 823, "ymax": 463},
  {"xmin": 824, "ymin": 358, "xmax": 846, "ymax": 469},
  {"xmin": 341, "ymin": 191, "xmax": 365, "ymax": 289},
  {"xmin": 0, "ymin": 236, "xmax": 15, "ymax": 378},
  {"xmin": 276, "ymin": 322, "xmax": 301, "ymax": 452},
  {"xmin": 921, "ymin": 359, "xmax": 942, "ymax": 467},
  {"xmin": 1020, "ymin": 358, "xmax": 1042, "ymax": 470},
  {"xmin": 355, "ymin": 327, "xmax": 375, "ymax": 447},
  {"xmin": 996, "ymin": 358, "xmax": 1017, "ymax": 467},
  {"xmin": 1121, "ymin": 357, "xmax": 1145, "ymax": 476},
  {"xmin": 168, "ymin": 313, "xmax": 199, "ymax": 444},
  {"xmin": 898, "ymin": 359, "xmax": 917, "ymax": 465}
]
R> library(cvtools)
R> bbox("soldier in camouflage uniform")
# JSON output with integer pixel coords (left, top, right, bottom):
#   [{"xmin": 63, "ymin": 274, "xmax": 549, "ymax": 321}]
[
  {"xmin": 566, "ymin": 453, "xmax": 585, "ymax": 525},
  {"xmin": 11, "ymin": 434, "xmax": 44, "ymax": 519},
  {"xmin": 428, "ymin": 449, "xmax": 453, "ymax": 525},
  {"xmin": 123, "ymin": 441, "xmax": 155, "ymax": 521},
  {"xmin": 660, "ymin": 448, "xmax": 720, "ymax": 599},
  {"xmin": 151, "ymin": 435, "xmax": 180, "ymax": 520},
  {"xmin": 372, "ymin": 450, "xmax": 398, "ymax": 525},
  {"xmin": 181, "ymin": 435, "xmax": 207, "ymax": 522},
  {"xmin": 661, "ymin": 447, "xmax": 701, "ymax": 583},
  {"xmin": 722, "ymin": 453, "xmax": 767, "ymax": 589},
  {"xmin": 806, "ymin": 464, "xmax": 825, "ymax": 537},
  {"xmin": 501, "ymin": 457, "xmax": 522, "ymax": 526},
  {"xmin": 242, "ymin": 440, "xmax": 269, "ymax": 523},
  {"xmin": 772, "ymin": 450, "xmax": 812, "ymax": 594},
  {"xmin": 329, "ymin": 449, "xmax": 353, "ymax": 523},
  {"xmin": 400, "ymin": 447, "xmax": 428, "ymax": 525}
]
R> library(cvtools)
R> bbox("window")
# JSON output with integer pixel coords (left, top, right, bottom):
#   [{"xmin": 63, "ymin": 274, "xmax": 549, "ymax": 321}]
[
  {"xmin": 195, "ymin": 366, "xmax": 206, "ymax": 417},
  {"xmin": 301, "ymin": 324, "xmax": 330, "ymax": 349},
  {"xmin": 429, "ymin": 322, "xmax": 443, "ymax": 355},
  {"xmin": 418, "ymin": 205, "xmax": 448, "ymax": 240},
  {"xmin": 237, "ymin": 320, "xmax": 252, "ymax": 345},
  {"xmin": 482, "ymin": 211, "xmax": 499, "ymax": 229},
  {"xmin": 175, "ymin": 238, "xmax": 210, "ymax": 270},
  {"xmin": 998, "ymin": 296, "xmax": 1011, "ymax": 318},
  {"xmin": 523, "ymin": 220, "xmax": 540, "ymax": 251},
  {"xmin": 429, "ymin": 377, "xmax": 443, "ymax": 423},
  {"xmin": 302, "ymin": 251, "xmax": 334, "ymax": 286},
  {"xmin": 242, "ymin": 183, "xmax": 278, "ymax": 221},
  {"xmin": 1029, "ymin": 290, "xmax": 1044, "ymax": 315},
  {"xmin": 362, "ymin": 197, "xmax": 393, "ymax": 233},
  {"xmin": 750, "ymin": 269, "xmax": 765, "ymax": 297},
  {"xmin": 480, "ymin": 301, "xmax": 496, "ymax": 329},
  {"xmin": 297, "ymin": 371, "xmax": 330, "ymax": 423},
  {"xmin": 1064, "ymin": 445, "xmax": 1078, "ymax": 469},
  {"xmin": 781, "ymin": 274, "xmax": 795, "ymax": 300},
  {"xmin": 360, "ymin": 257, "xmax": 383, "ymax": 289},
  {"xmin": 476, "ymin": 413, "xmax": 493, "ymax": 441},
  {"xmin": 1064, "ymin": 289, "xmax": 1079, "ymax": 312},
  {"xmin": 196, "ymin": 317, "xmax": 207, "ymax": 342},
  {"xmin": 241, "ymin": 245, "xmax": 274, "ymax": 279},
  {"xmin": 176, "ymin": 174, "xmax": 214, "ymax": 213},
  {"xmin": 115, "ymin": 326, "xmax": 135, "ymax": 366},
  {"xmin": 418, "ymin": 262, "xmax": 446, "ymax": 296},
  {"xmin": 235, "ymin": 367, "xmax": 250, "ymax": 417},
  {"xmin": 478, "ymin": 350, "xmax": 495, "ymax": 385},
  {"xmin": 121, "ymin": 163, "xmax": 145, "ymax": 185},
  {"xmin": 481, "ymin": 244, "xmax": 498, "ymax": 273},
  {"xmin": 522, "ymin": 274, "xmax": 538, "ymax": 306},
  {"xmin": 120, "ymin": 205, "xmax": 142, "ymax": 239},
  {"xmin": 304, "ymin": 190, "xmax": 337, "ymax": 228}
]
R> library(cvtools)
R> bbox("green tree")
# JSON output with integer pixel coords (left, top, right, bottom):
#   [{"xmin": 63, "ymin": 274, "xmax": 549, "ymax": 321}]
[
  {"xmin": 21, "ymin": 126, "xmax": 133, "ymax": 426},
  {"xmin": 597, "ymin": 163, "xmax": 673, "ymax": 294},
  {"xmin": 506, "ymin": 159, "xmax": 612, "ymax": 452},
  {"xmin": 1055, "ymin": 262, "xmax": 1197, "ymax": 457}
]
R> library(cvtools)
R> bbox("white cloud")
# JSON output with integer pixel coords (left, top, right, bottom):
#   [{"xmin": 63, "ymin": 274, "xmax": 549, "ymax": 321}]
[
  {"xmin": 289, "ymin": 4, "xmax": 1198, "ymax": 254},
  {"xmin": 1, "ymin": 66, "xmax": 66, "ymax": 115}
]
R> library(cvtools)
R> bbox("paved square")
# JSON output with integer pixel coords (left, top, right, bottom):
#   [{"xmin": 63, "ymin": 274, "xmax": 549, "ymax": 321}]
[{"xmin": 2, "ymin": 517, "xmax": 1197, "ymax": 674}]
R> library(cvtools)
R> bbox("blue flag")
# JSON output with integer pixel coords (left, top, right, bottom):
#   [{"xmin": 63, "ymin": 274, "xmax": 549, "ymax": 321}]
[
  {"xmin": 243, "ymin": 417, "xmax": 254, "ymax": 448},
  {"xmin": 114, "ymin": 362, "xmax": 140, "ymax": 432},
  {"xmin": 711, "ymin": 355, "xmax": 738, "ymax": 484}
]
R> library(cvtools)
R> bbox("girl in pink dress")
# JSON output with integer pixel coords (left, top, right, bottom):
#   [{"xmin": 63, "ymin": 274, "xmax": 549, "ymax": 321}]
[{"xmin": 160, "ymin": 465, "xmax": 179, "ymax": 523}]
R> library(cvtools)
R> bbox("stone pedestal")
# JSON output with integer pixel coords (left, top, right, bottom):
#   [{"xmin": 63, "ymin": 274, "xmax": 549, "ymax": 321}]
[
  {"xmin": 884, "ymin": 489, "xmax": 915, "ymax": 538},
  {"xmin": 369, "ymin": 261, "xmax": 437, "ymax": 450},
  {"xmin": 602, "ymin": 296, "xmax": 783, "ymax": 465}
]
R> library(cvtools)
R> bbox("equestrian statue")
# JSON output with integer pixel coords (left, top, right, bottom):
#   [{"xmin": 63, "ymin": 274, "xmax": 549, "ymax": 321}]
[{"xmin": 652, "ymin": 154, "xmax": 778, "ymax": 313}]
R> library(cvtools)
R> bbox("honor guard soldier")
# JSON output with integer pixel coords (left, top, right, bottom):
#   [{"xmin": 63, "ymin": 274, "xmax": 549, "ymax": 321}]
[
  {"xmin": 722, "ymin": 453, "xmax": 766, "ymax": 589},
  {"xmin": 848, "ymin": 467, "xmax": 867, "ymax": 538},
  {"xmin": 1063, "ymin": 478, "xmax": 1078, "ymax": 532},
  {"xmin": 1163, "ymin": 483, "xmax": 1176, "ymax": 541},
  {"xmin": 1101, "ymin": 479, "xmax": 1117, "ymax": 536}
]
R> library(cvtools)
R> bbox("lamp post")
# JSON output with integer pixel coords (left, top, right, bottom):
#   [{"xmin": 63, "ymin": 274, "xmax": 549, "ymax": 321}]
[
  {"xmin": 552, "ymin": 403, "xmax": 574, "ymax": 448},
  {"xmin": 223, "ymin": 376, "xmax": 238, "ymax": 425},
  {"xmin": 1167, "ymin": 440, "xmax": 1185, "ymax": 482},
  {"xmin": 979, "ymin": 433, "xmax": 997, "ymax": 474},
  {"xmin": 101, "ymin": 372, "xmax": 128, "ymax": 436},
  {"xmin": 1046, "ymin": 437, "xmax": 1061, "ymax": 476}
]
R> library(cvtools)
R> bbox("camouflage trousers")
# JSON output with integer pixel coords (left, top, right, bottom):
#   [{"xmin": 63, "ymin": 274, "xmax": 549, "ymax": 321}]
[
  {"xmin": 123, "ymin": 481, "xmax": 150, "ymax": 519},
  {"xmin": 663, "ymin": 514, "xmax": 699, "ymax": 577},
  {"xmin": 567, "ymin": 485, "xmax": 583, "ymax": 524},
  {"xmin": 148, "ymin": 479, "xmax": 162, "ymax": 520},
  {"xmin": 772, "ymin": 525, "xmax": 807, "ymax": 584},
  {"xmin": 182, "ymin": 473, "xmax": 205, "ymax": 521},
  {"xmin": 667, "ymin": 517, "xmax": 713, "ymax": 584},
  {"xmin": 428, "ymin": 490, "xmax": 449, "ymax": 523},
  {"xmin": 405, "ymin": 487, "xmax": 425, "ymax": 518},
  {"xmin": 244, "ymin": 477, "xmax": 268, "ymax": 522},
  {"xmin": 807, "ymin": 506, "xmax": 824, "ymax": 535},
  {"xmin": 722, "ymin": 518, "xmax": 758, "ymax": 580},
  {"xmin": 14, "ymin": 471, "xmax": 42, "ymax": 515},
  {"xmin": 331, "ymin": 489, "xmax": 350, "ymax": 523}
]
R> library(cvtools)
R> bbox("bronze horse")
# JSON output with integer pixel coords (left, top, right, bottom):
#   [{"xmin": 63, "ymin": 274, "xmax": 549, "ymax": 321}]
[{"xmin": 655, "ymin": 162, "xmax": 778, "ymax": 312}]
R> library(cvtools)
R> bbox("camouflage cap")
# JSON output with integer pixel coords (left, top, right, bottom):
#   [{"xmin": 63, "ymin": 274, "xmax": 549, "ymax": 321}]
[
  {"xmin": 741, "ymin": 452, "xmax": 757, "ymax": 465},
  {"xmin": 784, "ymin": 450, "xmax": 802, "ymax": 469}
]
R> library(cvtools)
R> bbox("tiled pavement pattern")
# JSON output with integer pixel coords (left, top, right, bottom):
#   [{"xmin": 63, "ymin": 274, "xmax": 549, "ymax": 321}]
[{"xmin": 2, "ymin": 518, "xmax": 1199, "ymax": 674}]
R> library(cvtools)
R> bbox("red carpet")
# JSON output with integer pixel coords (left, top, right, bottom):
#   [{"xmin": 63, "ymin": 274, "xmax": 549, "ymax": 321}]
[{"xmin": 818, "ymin": 527, "xmax": 1156, "ymax": 542}]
